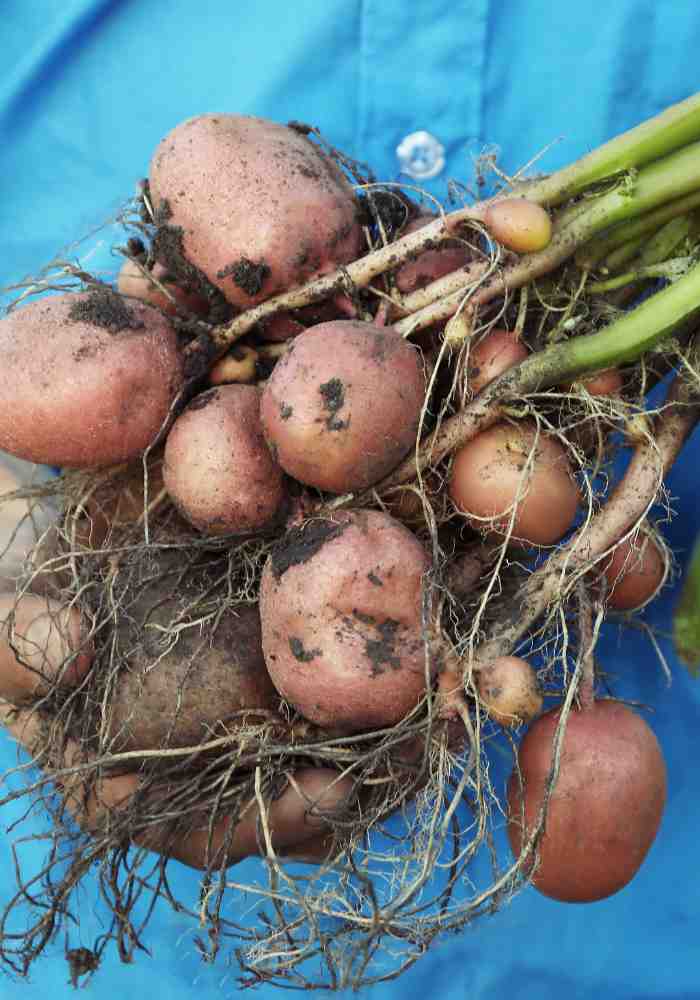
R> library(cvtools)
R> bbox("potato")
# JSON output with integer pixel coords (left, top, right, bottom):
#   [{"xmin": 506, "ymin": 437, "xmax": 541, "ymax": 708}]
[
  {"xmin": 0, "ymin": 594, "xmax": 93, "ymax": 703},
  {"xmin": 507, "ymin": 701, "xmax": 666, "ymax": 902},
  {"xmin": 394, "ymin": 213, "xmax": 473, "ymax": 294},
  {"xmin": 484, "ymin": 198, "xmax": 552, "ymax": 253},
  {"xmin": 105, "ymin": 561, "xmax": 278, "ymax": 752},
  {"xmin": 0, "ymin": 290, "xmax": 184, "ymax": 468},
  {"xmin": 467, "ymin": 328, "xmax": 528, "ymax": 395},
  {"xmin": 600, "ymin": 530, "xmax": 667, "ymax": 611},
  {"xmin": 149, "ymin": 114, "xmax": 363, "ymax": 308},
  {"xmin": 260, "ymin": 321, "xmax": 425, "ymax": 493},
  {"xmin": 259, "ymin": 509, "xmax": 434, "ymax": 732},
  {"xmin": 448, "ymin": 420, "xmax": 579, "ymax": 546},
  {"xmin": 163, "ymin": 385, "xmax": 288, "ymax": 535},
  {"xmin": 475, "ymin": 656, "xmax": 542, "ymax": 727}
]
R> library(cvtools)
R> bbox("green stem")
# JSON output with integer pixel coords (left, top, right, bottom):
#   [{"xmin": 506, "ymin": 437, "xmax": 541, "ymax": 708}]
[
  {"xmin": 602, "ymin": 231, "xmax": 655, "ymax": 273},
  {"xmin": 523, "ymin": 91, "xmax": 700, "ymax": 207},
  {"xmin": 587, "ymin": 258, "xmax": 693, "ymax": 293},
  {"xmin": 575, "ymin": 188, "xmax": 700, "ymax": 269},
  {"xmin": 674, "ymin": 531, "xmax": 700, "ymax": 674},
  {"xmin": 550, "ymin": 260, "xmax": 700, "ymax": 374}
]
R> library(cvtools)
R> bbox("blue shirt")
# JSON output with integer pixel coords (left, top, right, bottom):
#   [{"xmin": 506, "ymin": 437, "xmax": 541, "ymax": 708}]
[{"xmin": 2, "ymin": 3, "xmax": 700, "ymax": 998}]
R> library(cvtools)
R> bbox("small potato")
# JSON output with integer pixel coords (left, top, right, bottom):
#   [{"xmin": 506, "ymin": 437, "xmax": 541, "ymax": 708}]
[
  {"xmin": 209, "ymin": 345, "xmax": 259, "ymax": 385},
  {"xmin": 106, "ymin": 560, "xmax": 278, "ymax": 752},
  {"xmin": 448, "ymin": 421, "xmax": 579, "ymax": 546},
  {"xmin": 260, "ymin": 321, "xmax": 425, "ymax": 493},
  {"xmin": 394, "ymin": 214, "xmax": 472, "ymax": 294},
  {"xmin": 572, "ymin": 368, "xmax": 623, "ymax": 397},
  {"xmin": 0, "ymin": 290, "xmax": 184, "ymax": 468},
  {"xmin": 118, "ymin": 258, "xmax": 209, "ymax": 316},
  {"xmin": 484, "ymin": 198, "xmax": 552, "ymax": 253},
  {"xmin": 0, "ymin": 594, "xmax": 93, "ymax": 703},
  {"xmin": 600, "ymin": 530, "xmax": 667, "ymax": 611},
  {"xmin": 467, "ymin": 328, "xmax": 528, "ymax": 395},
  {"xmin": 260, "ymin": 509, "xmax": 433, "ymax": 732},
  {"xmin": 149, "ymin": 114, "xmax": 363, "ymax": 308},
  {"xmin": 476, "ymin": 656, "xmax": 542, "ymax": 727},
  {"xmin": 164, "ymin": 385, "xmax": 287, "ymax": 535}
]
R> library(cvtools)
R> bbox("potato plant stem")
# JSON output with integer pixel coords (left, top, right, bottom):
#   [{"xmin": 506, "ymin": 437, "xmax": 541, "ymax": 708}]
[
  {"xmin": 395, "ymin": 141, "xmax": 700, "ymax": 331},
  {"xmin": 521, "ymin": 90, "xmax": 700, "ymax": 206},
  {"xmin": 575, "ymin": 189, "xmax": 700, "ymax": 270},
  {"xmin": 367, "ymin": 264, "xmax": 700, "ymax": 498}
]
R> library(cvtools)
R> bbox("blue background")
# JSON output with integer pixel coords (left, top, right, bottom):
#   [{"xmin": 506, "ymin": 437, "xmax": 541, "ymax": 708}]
[{"xmin": 2, "ymin": 2, "xmax": 700, "ymax": 997}]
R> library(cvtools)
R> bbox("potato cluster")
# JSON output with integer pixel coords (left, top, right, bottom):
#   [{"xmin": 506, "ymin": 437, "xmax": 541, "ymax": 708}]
[{"xmin": 0, "ymin": 109, "xmax": 674, "ymax": 911}]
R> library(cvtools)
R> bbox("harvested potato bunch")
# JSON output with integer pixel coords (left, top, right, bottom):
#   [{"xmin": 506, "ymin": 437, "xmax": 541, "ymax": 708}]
[
  {"xmin": 149, "ymin": 114, "xmax": 363, "ymax": 308},
  {"xmin": 0, "ymin": 289, "xmax": 183, "ymax": 468},
  {"xmin": 259, "ymin": 509, "xmax": 434, "ymax": 732},
  {"xmin": 260, "ymin": 320, "xmax": 426, "ymax": 493}
]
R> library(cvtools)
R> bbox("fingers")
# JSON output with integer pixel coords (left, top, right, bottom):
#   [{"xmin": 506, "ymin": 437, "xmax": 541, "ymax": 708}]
[{"xmin": 0, "ymin": 594, "xmax": 93, "ymax": 703}]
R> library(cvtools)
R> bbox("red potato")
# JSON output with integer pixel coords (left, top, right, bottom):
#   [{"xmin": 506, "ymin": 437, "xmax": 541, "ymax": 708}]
[
  {"xmin": 467, "ymin": 328, "xmax": 528, "ymax": 395},
  {"xmin": 476, "ymin": 656, "xmax": 542, "ymax": 727},
  {"xmin": 575, "ymin": 368, "xmax": 623, "ymax": 397},
  {"xmin": 260, "ymin": 321, "xmax": 426, "ymax": 494},
  {"xmin": 507, "ymin": 701, "xmax": 666, "ymax": 902},
  {"xmin": 448, "ymin": 420, "xmax": 579, "ymax": 546},
  {"xmin": 117, "ymin": 258, "xmax": 209, "ymax": 317},
  {"xmin": 0, "ymin": 594, "xmax": 93, "ymax": 704},
  {"xmin": 0, "ymin": 291, "xmax": 184, "ymax": 468},
  {"xmin": 394, "ymin": 214, "xmax": 473, "ymax": 294},
  {"xmin": 259, "ymin": 509, "xmax": 433, "ymax": 732},
  {"xmin": 163, "ymin": 385, "xmax": 288, "ymax": 536},
  {"xmin": 600, "ymin": 530, "xmax": 667, "ymax": 611},
  {"xmin": 149, "ymin": 114, "xmax": 363, "ymax": 309},
  {"xmin": 484, "ymin": 198, "xmax": 552, "ymax": 253}
]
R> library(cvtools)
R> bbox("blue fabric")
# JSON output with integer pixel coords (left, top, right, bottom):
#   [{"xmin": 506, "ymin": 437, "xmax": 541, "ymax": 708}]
[{"xmin": 2, "ymin": 1, "xmax": 700, "ymax": 996}]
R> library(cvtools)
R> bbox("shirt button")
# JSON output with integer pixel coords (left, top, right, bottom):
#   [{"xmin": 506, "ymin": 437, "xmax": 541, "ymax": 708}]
[{"xmin": 396, "ymin": 130, "xmax": 445, "ymax": 180}]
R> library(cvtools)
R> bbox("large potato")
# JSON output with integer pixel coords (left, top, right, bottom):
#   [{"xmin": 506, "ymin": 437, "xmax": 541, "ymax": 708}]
[
  {"xmin": 259, "ymin": 509, "xmax": 434, "ymax": 732},
  {"xmin": 260, "ymin": 321, "xmax": 426, "ymax": 493},
  {"xmin": 149, "ymin": 114, "xmax": 363, "ymax": 308},
  {"xmin": 507, "ymin": 701, "xmax": 666, "ymax": 902},
  {"xmin": 0, "ymin": 291, "xmax": 184, "ymax": 467},
  {"xmin": 163, "ymin": 385, "xmax": 288, "ymax": 535},
  {"xmin": 105, "ymin": 557, "xmax": 278, "ymax": 752}
]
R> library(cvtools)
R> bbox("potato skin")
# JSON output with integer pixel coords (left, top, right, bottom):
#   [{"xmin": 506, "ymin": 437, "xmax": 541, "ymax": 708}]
[
  {"xmin": 149, "ymin": 114, "xmax": 363, "ymax": 308},
  {"xmin": 448, "ymin": 420, "xmax": 579, "ymax": 545},
  {"xmin": 163, "ymin": 385, "xmax": 287, "ymax": 535},
  {"xmin": 259, "ymin": 509, "xmax": 433, "ymax": 732},
  {"xmin": 507, "ymin": 701, "xmax": 667, "ymax": 902},
  {"xmin": 107, "ymin": 565, "xmax": 278, "ymax": 752},
  {"xmin": 0, "ymin": 291, "xmax": 183, "ymax": 467},
  {"xmin": 260, "ymin": 321, "xmax": 426, "ymax": 493}
]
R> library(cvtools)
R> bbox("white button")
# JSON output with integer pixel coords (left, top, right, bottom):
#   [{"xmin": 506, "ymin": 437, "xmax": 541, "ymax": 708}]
[{"xmin": 396, "ymin": 131, "xmax": 445, "ymax": 180}]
